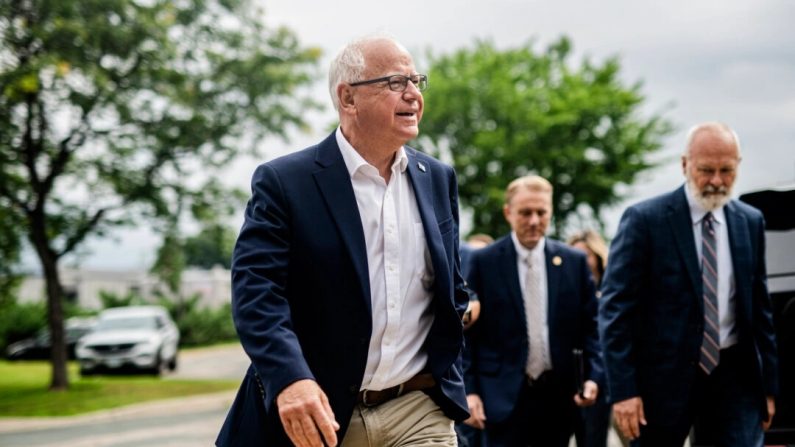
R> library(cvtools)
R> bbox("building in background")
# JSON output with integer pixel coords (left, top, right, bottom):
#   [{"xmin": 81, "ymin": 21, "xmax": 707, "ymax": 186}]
[{"xmin": 18, "ymin": 266, "xmax": 231, "ymax": 309}]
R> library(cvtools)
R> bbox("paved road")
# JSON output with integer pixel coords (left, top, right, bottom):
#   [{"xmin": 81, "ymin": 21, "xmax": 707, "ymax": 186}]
[
  {"xmin": 0, "ymin": 344, "xmax": 249, "ymax": 447},
  {"xmin": 0, "ymin": 344, "xmax": 636, "ymax": 446},
  {"xmin": 168, "ymin": 343, "xmax": 249, "ymax": 381}
]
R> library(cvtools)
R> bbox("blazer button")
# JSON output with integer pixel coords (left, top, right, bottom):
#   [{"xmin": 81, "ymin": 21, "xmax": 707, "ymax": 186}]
[
  {"xmin": 359, "ymin": 337, "xmax": 367, "ymax": 345},
  {"xmin": 349, "ymin": 385, "xmax": 358, "ymax": 394}
]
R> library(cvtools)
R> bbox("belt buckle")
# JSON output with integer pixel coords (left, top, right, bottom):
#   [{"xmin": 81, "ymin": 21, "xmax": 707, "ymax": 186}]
[{"xmin": 361, "ymin": 389, "xmax": 379, "ymax": 407}]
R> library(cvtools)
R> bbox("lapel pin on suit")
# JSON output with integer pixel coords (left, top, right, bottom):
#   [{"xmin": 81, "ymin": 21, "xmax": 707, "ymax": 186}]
[
  {"xmin": 552, "ymin": 255, "xmax": 563, "ymax": 266},
  {"xmin": 417, "ymin": 162, "xmax": 426, "ymax": 172}
]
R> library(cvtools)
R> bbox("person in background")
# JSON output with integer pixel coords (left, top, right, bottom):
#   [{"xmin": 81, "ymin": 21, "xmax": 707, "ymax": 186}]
[
  {"xmin": 460, "ymin": 233, "xmax": 495, "ymax": 329},
  {"xmin": 216, "ymin": 34, "xmax": 471, "ymax": 447},
  {"xmin": 568, "ymin": 230, "xmax": 612, "ymax": 447},
  {"xmin": 599, "ymin": 122, "xmax": 778, "ymax": 446},
  {"xmin": 463, "ymin": 175, "xmax": 602, "ymax": 447},
  {"xmin": 457, "ymin": 233, "xmax": 495, "ymax": 447}
]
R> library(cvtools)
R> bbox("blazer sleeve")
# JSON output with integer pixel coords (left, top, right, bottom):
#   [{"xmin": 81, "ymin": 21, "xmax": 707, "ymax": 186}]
[
  {"xmin": 448, "ymin": 166, "xmax": 472, "ymax": 317},
  {"xmin": 231, "ymin": 163, "xmax": 314, "ymax": 412},
  {"xmin": 750, "ymin": 213, "xmax": 779, "ymax": 396},
  {"xmin": 577, "ymin": 254, "xmax": 603, "ymax": 386},
  {"xmin": 462, "ymin": 250, "xmax": 484, "ymax": 395},
  {"xmin": 598, "ymin": 206, "xmax": 647, "ymax": 403}
]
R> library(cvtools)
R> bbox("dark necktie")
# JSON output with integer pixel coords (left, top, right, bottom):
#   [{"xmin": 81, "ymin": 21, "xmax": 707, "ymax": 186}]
[{"xmin": 699, "ymin": 212, "xmax": 720, "ymax": 374}]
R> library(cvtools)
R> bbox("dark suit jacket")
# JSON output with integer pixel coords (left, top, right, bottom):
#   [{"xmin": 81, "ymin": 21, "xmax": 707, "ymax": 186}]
[
  {"xmin": 598, "ymin": 185, "xmax": 779, "ymax": 422},
  {"xmin": 463, "ymin": 235, "xmax": 602, "ymax": 423},
  {"xmin": 216, "ymin": 132, "xmax": 471, "ymax": 446}
]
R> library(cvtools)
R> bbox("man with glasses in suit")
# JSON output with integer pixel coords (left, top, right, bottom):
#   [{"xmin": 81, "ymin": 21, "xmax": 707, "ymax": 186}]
[{"xmin": 216, "ymin": 34, "xmax": 471, "ymax": 447}]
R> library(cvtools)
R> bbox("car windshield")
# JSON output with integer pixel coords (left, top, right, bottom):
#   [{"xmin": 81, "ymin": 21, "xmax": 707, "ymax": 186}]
[{"xmin": 95, "ymin": 316, "xmax": 158, "ymax": 331}]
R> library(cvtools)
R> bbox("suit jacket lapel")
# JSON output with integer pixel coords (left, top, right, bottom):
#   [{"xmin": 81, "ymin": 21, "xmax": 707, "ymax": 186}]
[
  {"xmin": 496, "ymin": 237, "xmax": 525, "ymax": 320},
  {"xmin": 725, "ymin": 201, "xmax": 751, "ymax": 313},
  {"xmin": 667, "ymin": 186, "xmax": 702, "ymax": 297},
  {"xmin": 545, "ymin": 241, "xmax": 561, "ymax": 328},
  {"xmin": 312, "ymin": 133, "xmax": 371, "ymax": 314},
  {"xmin": 406, "ymin": 150, "xmax": 450, "ymax": 288}
]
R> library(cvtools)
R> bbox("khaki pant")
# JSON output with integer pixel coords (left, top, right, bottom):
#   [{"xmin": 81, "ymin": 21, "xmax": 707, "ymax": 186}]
[{"xmin": 341, "ymin": 391, "xmax": 456, "ymax": 447}]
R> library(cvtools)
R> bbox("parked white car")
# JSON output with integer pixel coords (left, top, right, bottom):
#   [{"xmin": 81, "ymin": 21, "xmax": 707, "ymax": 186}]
[{"xmin": 76, "ymin": 306, "xmax": 179, "ymax": 376}]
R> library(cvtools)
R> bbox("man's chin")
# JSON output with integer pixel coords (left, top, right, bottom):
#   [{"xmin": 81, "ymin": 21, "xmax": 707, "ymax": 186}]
[{"xmin": 696, "ymin": 193, "xmax": 731, "ymax": 211}]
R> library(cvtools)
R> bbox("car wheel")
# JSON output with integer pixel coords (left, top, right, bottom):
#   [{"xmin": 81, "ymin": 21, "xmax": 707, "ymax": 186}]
[
  {"xmin": 168, "ymin": 353, "xmax": 178, "ymax": 371},
  {"xmin": 148, "ymin": 351, "xmax": 166, "ymax": 376}
]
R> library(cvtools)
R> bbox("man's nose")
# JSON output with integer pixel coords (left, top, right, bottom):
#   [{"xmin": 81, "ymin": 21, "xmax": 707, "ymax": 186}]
[
  {"xmin": 709, "ymin": 172, "xmax": 724, "ymax": 187},
  {"xmin": 402, "ymin": 80, "xmax": 422, "ymax": 98}
]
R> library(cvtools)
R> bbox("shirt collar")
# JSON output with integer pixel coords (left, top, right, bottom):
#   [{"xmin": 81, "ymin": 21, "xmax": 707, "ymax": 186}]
[
  {"xmin": 336, "ymin": 127, "xmax": 409, "ymax": 178},
  {"xmin": 511, "ymin": 232, "xmax": 546, "ymax": 265},
  {"xmin": 684, "ymin": 182, "xmax": 726, "ymax": 226}
]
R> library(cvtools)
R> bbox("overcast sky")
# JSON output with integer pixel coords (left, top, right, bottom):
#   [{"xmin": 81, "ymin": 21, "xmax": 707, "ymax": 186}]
[{"xmin": 41, "ymin": 0, "xmax": 795, "ymax": 271}]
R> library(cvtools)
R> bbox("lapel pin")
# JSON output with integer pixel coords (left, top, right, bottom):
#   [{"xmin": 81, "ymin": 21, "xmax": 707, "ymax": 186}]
[
  {"xmin": 552, "ymin": 256, "xmax": 562, "ymax": 266},
  {"xmin": 417, "ymin": 162, "xmax": 426, "ymax": 172}
]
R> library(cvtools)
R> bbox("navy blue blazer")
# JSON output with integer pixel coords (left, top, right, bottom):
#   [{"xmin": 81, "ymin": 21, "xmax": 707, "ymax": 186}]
[
  {"xmin": 598, "ymin": 185, "xmax": 779, "ymax": 422},
  {"xmin": 463, "ymin": 235, "xmax": 602, "ymax": 423},
  {"xmin": 216, "ymin": 132, "xmax": 471, "ymax": 446}
]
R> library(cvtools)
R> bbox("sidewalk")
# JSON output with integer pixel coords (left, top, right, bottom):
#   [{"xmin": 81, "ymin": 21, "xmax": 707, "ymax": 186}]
[{"xmin": 0, "ymin": 389, "xmax": 236, "ymax": 434}]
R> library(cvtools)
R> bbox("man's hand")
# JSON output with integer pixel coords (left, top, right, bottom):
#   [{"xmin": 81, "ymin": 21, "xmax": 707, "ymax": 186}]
[
  {"xmin": 463, "ymin": 300, "xmax": 481, "ymax": 329},
  {"xmin": 463, "ymin": 393, "xmax": 487, "ymax": 429},
  {"xmin": 763, "ymin": 396, "xmax": 776, "ymax": 431},
  {"xmin": 574, "ymin": 380, "xmax": 599, "ymax": 407},
  {"xmin": 613, "ymin": 396, "xmax": 646, "ymax": 441},
  {"xmin": 276, "ymin": 379, "xmax": 340, "ymax": 447}
]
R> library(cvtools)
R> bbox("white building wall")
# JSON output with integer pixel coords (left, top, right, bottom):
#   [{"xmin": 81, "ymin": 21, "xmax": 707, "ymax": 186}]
[{"xmin": 18, "ymin": 266, "xmax": 231, "ymax": 309}]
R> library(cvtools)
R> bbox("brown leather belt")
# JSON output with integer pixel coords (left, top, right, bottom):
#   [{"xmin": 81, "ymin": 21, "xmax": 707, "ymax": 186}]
[{"xmin": 356, "ymin": 373, "xmax": 436, "ymax": 407}]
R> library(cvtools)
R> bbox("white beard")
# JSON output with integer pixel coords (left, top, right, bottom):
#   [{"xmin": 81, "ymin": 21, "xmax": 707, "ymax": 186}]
[{"xmin": 688, "ymin": 177, "xmax": 732, "ymax": 211}]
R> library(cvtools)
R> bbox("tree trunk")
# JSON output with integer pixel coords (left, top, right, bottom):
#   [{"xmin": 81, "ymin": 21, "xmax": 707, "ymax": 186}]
[
  {"xmin": 43, "ymin": 254, "xmax": 68, "ymax": 390},
  {"xmin": 29, "ymin": 213, "xmax": 69, "ymax": 390}
]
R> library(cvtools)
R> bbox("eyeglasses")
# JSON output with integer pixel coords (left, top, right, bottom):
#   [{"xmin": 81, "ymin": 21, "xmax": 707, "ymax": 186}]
[{"xmin": 349, "ymin": 74, "xmax": 428, "ymax": 92}]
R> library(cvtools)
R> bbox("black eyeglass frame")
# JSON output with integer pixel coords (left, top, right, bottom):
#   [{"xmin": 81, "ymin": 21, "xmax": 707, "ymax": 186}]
[{"xmin": 348, "ymin": 74, "xmax": 428, "ymax": 92}]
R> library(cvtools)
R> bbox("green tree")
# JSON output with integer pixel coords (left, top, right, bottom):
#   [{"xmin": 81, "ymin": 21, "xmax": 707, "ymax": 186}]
[
  {"xmin": 418, "ymin": 38, "xmax": 672, "ymax": 237},
  {"xmin": 182, "ymin": 223, "xmax": 237, "ymax": 269},
  {"xmin": 0, "ymin": 210, "xmax": 23, "ymax": 302},
  {"xmin": 0, "ymin": 0, "xmax": 320, "ymax": 390}
]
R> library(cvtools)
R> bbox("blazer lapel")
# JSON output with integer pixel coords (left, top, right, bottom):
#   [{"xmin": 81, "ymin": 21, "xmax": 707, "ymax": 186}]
[
  {"xmin": 544, "ymin": 241, "xmax": 561, "ymax": 327},
  {"xmin": 725, "ymin": 201, "xmax": 752, "ymax": 315},
  {"xmin": 667, "ymin": 186, "xmax": 702, "ymax": 297},
  {"xmin": 312, "ymin": 134, "xmax": 371, "ymax": 314},
  {"xmin": 406, "ymin": 150, "xmax": 450, "ymax": 286},
  {"xmin": 496, "ymin": 238, "xmax": 525, "ymax": 320}
]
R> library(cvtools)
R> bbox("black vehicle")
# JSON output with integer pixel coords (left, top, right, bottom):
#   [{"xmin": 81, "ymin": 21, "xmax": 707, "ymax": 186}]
[
  {"xmin": 740, "ymin": 184, "xmax": 795, "ymax": 444},
  {"xmin": 5, "ymin": 317, "xmax": 96, "ymax": 360}
]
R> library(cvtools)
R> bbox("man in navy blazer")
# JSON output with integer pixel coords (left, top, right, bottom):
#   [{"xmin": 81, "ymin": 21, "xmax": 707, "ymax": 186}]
[
  {"xmin": 216, "ymin": 35, "xmax": 470, "ymax": 447},
  {"xmin": 599, "ymin": 122, "xmax": 778, "ymax": 446},
  {"xmin": 463, "ymin": 175, "xmax": 602, "ymax": 447}
]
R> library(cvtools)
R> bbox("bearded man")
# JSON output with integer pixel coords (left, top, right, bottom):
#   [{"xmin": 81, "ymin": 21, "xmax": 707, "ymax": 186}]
[{"xmin": 598, "ymin": 122, "xmax": 779, "ymax": 447}]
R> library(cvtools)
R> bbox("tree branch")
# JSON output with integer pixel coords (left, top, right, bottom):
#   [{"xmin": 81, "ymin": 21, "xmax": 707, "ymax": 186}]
[{"xmin": 56, "ymin": 207, "xmax": 107, "ymax": 259}]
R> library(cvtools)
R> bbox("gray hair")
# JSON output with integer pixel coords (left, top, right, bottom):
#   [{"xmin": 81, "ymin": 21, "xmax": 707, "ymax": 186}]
[
  {"xmin": 328, "ymin": 33, "xmax": 402, "ymax": 111},
  {"xmin": 684, "ymin": 122, "xmax": 742, "ymax": 157}
]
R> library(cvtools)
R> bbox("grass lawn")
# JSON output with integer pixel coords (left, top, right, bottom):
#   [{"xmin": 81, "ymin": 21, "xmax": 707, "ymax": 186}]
[{"xmin": 0, "ymin": 361, "xmax": 238, "ymax": 417}]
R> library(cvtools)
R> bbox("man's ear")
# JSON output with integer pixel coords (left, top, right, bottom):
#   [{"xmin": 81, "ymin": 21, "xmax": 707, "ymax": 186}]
[{"xmin": 338, "ymin": 84, "xmax": 355, "ymax": 112}]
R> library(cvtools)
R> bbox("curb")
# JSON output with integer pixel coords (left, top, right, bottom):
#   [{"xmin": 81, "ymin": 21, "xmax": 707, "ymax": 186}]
[{"xmin": 0, "ymin": 390, "xmax": 236, "ymax": 434}]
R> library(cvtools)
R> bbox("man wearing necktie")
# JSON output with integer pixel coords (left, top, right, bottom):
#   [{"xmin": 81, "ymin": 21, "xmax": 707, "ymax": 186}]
[
  {"xmin": 462, "ymin": 175, "xmax": 603, "ymax": 446},
  {"xmin": 599, "ymin": 122, "xmax": 779, "ymax": 446}
]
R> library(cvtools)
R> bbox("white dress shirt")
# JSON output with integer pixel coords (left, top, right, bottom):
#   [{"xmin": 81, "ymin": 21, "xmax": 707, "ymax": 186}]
[
  {"xmin": 336, "ymin": 128, "xmax": 435, "ymax": 391},
  {"xmin": 511, "ymin": 233, "xmax": 552, "ymax": 373},
  {"xmin": 684, "ymin": 184, "xmax": 738, "ymax": 348}
]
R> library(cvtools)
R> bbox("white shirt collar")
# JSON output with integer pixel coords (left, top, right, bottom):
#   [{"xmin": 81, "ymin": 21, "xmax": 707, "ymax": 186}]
[
  {"xmin": 336, "ymin": 127, "xmax": 408, "ymax": 178},
  {"xmin": 511, "ymin": 232, "xmax": 546, "ymax": 264},
  {"xmin": 684, "ymin": 182, "xmax": 726, "ymax": 225}
]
